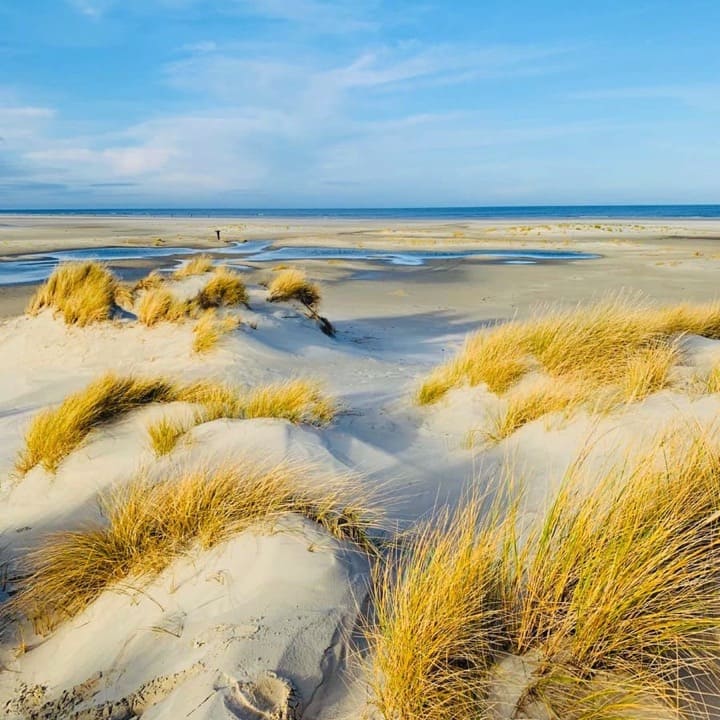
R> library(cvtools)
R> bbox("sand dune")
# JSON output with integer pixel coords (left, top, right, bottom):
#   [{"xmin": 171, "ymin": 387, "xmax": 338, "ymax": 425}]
[{"xmin": 3, "ymin": 219, "xmax": 720, "ymax": 718}]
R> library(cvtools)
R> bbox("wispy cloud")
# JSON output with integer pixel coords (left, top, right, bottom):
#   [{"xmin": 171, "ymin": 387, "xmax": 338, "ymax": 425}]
[{"xmin": 66, "ymin": 0, "xmax": 116, "ymax": 19}]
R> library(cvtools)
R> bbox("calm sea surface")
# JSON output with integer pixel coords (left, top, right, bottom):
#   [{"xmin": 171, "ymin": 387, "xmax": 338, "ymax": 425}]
[{"xmin": 1, "ymin": 206, "xmax": 720, "ymax": 220}]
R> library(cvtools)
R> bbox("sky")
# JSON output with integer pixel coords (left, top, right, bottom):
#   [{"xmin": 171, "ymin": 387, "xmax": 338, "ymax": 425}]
[{"xmin": 0, "ymin": 0, "xmax": 719, "ymax": 208}]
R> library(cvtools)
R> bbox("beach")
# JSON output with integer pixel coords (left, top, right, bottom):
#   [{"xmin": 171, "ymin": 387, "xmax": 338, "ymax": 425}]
[{"xmin": 2, "ymin": 215, "xmax": 720, "ymax": 718}]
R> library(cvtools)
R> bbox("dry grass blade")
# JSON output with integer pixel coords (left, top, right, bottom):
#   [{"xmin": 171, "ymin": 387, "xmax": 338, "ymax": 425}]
[
  {"xmin": 132, "ymin": 270, "xmax": 165, "ymax": 292},
  {"xmin": 195, "ymin": 266, "xmax": 248, "ymax": 309},
  {"xmin": 18, "ymin": 373, "xmax": 338, "ymax": 474},
  {"xmin": 10, "ymin": 463, "xmax": 377, "ymax": 632},
  {"xmin": 369, "ymin": 498, "xmax": 509, "ymax": 720},
  {"xmin": 243, "ymin": 379, "xmax": 335, "ymax": 426},
  {"xmin": 27, "ymin": 261, "xmax": 118, "ymax": 326},
  {"xmin": 136, "ymin": 287, "xmax": 192, "ymax": 326},
  {"xmin": 620, "ymin": 339, "xmax": 678, "ymax": 402},
  {"xmin": 173, "ymin": 255, "xmax": 213, "ymax": 278},
  {"xmin": 267, "ymin": 268, "xmax": 321, "ymax": 309},
  {"xmin": 147, "ymin": 416, "xmax": 193, "ymax": 456},
  {"xmin": 418, "ymin": 296, "xmax": 718, "ymax": 405},
  {"xmin": 485, "ymin": 379, "xmax": 582, "ymax": 443},
  {"xmin": 16, "ymin": 374, "xmax": 177, "ymax": 474},
  {"xmin": 192, "ymin": 309, "xmax": 240, "ymax": 354},
  {"xmin": 370, "ymin": 431, "xmax": 720, "ymax": 719}
]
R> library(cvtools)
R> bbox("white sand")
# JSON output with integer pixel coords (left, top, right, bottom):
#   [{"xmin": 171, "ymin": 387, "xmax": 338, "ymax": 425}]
[{"xmin": 2, "ymin": 217, "xmax": 720, "ymax": 718}]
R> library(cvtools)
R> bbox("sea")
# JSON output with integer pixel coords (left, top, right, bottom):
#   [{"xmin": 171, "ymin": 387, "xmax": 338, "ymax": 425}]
[{"xmin": 1, "ymin": 205, "xmax": 720, "ymax": 220}]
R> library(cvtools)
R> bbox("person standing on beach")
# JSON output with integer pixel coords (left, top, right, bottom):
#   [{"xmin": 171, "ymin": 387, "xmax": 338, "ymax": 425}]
[{"xmin": 215, "ymin": 229, "xmax": 221, "ymax": 241}]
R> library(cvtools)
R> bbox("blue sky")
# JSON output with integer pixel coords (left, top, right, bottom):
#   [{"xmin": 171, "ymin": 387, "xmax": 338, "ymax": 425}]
[{"xmin": 0, "ymin": 0, "xmax": 718, "ymax": 208}]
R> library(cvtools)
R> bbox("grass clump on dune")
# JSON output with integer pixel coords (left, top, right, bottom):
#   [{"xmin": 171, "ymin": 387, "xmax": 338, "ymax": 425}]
[
  {"xmin": 192, "ymin": 310, "xmax": 240, "ymax": 354},
  {"xmin": 27, "ymin": 261, "xmax": 118, "ymax": 326},
  {"xmin": 147, "ymin": 416, "xmax": 192, "ymax": 456},
  {"xmin": 419, "ymin": 296, "xmax": 720, "ymax": 406},
  {"xmin": 133, "ymin": 270, "xmax": 165, "ymax": 292},
  {"xmin": 370, "ymin": 499, "xmax": 507, "ymax": 720},
  {"xmin": 173, "ymin": 254, "xmax": 213, "ymax": 279},
  {"xmin": 17, "ymin": 374, "xmax": 176, "ymax": 474},
  {"xmin": 243, "ymin": 379, "xmax": 336, "ymax": 425},
  {"xmin": 195, "ymin": 266, "xmax": 248, "ymax": 309},
  {"xmin": 268, "ymin": 268, "xmax": 321, "ymax": 309},
  {"xmin": 371, "ymin": 434, "xmax": 720, "ymax": 719},
  {"xmin": 179, "ymin": 378, "xmax": 335, "ymax": 426},
  {"xmin": 136, "ymin": 287, "xmax": 192, "ymax": 326},
  {"xmin": 18, "ymin": 373, "xmax": 336, "ymax": 474},
  {"xmin": 485, "ymin": 379, "xmax": 582, "ymax": 443},
  {"xmin": 10, "ymin": 463, "xmax": 376, "ymax": 632}
]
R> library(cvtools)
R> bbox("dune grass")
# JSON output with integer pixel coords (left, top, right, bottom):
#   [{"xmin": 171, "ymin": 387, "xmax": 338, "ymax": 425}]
[
  {"xmin": 173, "ymin": 254, "xmax": 213, "ymax": 279},
  {"xmin": 10, "ymin": 463, "xmax": 376, "ymax": 632},
  {"xmin": 370, "ymin": 499, "xmax": 507, "ymax": 720},
  {"xmin": 704, "ymin": 363, "xmax": 720, "ymax": 394},
  {"xmin": 370, "ymin": 433, "xmax": 720, "ymax": 719},
  {"xmin": 267, "ymin": 268, "xmax": 321, "ymax": 309},
  {"xmin": 419, "ymin": 297, "xmax": 720, "ymax": 407},
  {"xmin": 195, "ymin": 266, "xmax": 248, "ymax": 309},
  {"xmin": 242, "ymin": 379, "xmax": 336, "ymax": 425},
  {"xmin": 147, "ymin": 416, "xmax": 192, "ymax": 456},
  {"xmin": 133, "ymin": 270, "xmax": 165, "ymax": 292},
  {"xmin": 27, "ymin": 261, "xmax": 118, "ymax": 326},
  {"xmin": 17, "ymin": 374, "xmax": 176, "ymax": 474},
  {"xmin": 192, "ymin": 310, "xmax": 241, "ymax": 354},
  {"xmin": 484, "ymin": 379, "xmax": 582, "ymax": 443},
  {"xmin": 136, "ymin": 287, "xmax": 193, "ymax": 326},
  {"xmin": 17, "ymin": 373, "xmax": 336, "ymax": 474}
]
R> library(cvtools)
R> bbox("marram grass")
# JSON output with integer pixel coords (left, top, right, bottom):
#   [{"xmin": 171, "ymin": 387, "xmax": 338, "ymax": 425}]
[
  {"xmin": 418, "ymin": 297, "xmax": 720, "ymax": 406},
  {"xmin": 27, "ymin": 261, "xmax": 118, "ymax": 326},
  {"xmin": 9, "ymin": 462, "xmax": 376, "ymax": 633},
  {"xmin": 370, "ymin": 433, "xmax": 720, "ymax": 719},
  {"xmin": 147, "ymin": 416, "xmax": 192, "ymax": 457},
  {"xmin": 173, "ymin": 254, "xmax": 213, "ymax": 278},
  {"xmin": 267, "ymin": 268, "xmax": 321, "ymax": 309},
  {"xmin": 195, "ymin": 266, "xmax": 248, "ymax": 309},
  {"xmin": 136, "ymin": 287, "xmax": 193, "ymax": 326},
  {"xmin": 17, "ymin": 375, "xmax": 176, "ymax": 473},
  {"xmin": 192, "ymin": 309, "xmax": 240, "ymax": 354},
  {"xmin": 17, "ymin": 373, "xmax": 336, "ymax": 474}
]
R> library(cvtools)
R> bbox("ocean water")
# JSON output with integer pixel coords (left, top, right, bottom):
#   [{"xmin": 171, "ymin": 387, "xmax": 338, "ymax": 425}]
[
  {"xmin": 1, "ymin": 205, "xmax": 720, "ymax": 220},
  {"xmin": 0, "ymin": 243, "xmax": 600, "ymax": 286}
]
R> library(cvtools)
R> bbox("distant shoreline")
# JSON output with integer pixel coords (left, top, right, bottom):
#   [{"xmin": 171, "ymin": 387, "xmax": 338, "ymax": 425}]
[{"xmin": 2, "ymin": 204, "xmax": 720, "ymax": 221}]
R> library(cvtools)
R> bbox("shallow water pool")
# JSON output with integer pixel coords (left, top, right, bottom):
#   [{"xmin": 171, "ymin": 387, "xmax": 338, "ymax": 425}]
[{"xmin": 0, "ymin": 241, "xmax": 600, "ymax": 286}]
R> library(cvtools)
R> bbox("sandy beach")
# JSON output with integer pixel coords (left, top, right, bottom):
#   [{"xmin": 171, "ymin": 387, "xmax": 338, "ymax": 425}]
[{"xmin": 2, "ymin": 216, "xmax": 720, "ymax": 718}]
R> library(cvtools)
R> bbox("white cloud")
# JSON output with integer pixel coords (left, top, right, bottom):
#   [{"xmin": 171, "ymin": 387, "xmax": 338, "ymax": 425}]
[{"xmin": 66, "ymin": 0, "xmax": 116, "ymax": 18}]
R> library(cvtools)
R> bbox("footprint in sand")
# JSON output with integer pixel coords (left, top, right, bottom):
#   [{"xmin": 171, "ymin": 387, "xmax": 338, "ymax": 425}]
[{"xmin": 223, "ymin": 672, "xmax": 299, "ymax": 720}]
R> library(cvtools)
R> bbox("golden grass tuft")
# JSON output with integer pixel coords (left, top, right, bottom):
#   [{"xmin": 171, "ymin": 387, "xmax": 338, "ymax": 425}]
[
  {"xmin": 704, "ymin": 364, "xmax": 720, "ymax": 394},
  {"xmin": 267, "ymin": 268, "xmax": 321, "ymax": 308},
  {"xmin": 371, "ymin": 432, "xmax": 720, "ymax": 719},
  {"xmin": 370, "ymin": 499, "xmax": 507, "ymax": 720},
  {"xmin": 620, "ymin": 339, "xmax": 678, "ymax": 402},
  {"xmin": 27, "ymin": 261, "xmax": 118, "ymax": 326},
  {"xmin": 10, "ymin": 463, "xmax": 376, "ymax": 632},
  {"xmin": 16, "ymin": 374, "xmax": 176, "ymax": 474},
  {"xmin": 113, "ymin": 282, "xmax": 135, "ymax": 310},
  {"xmin": 243, "ymin": 379, "xmax": 336, "ymax": 425},
  {"xmin": 173, "ymin": 254, "xmax": 214, "ymax": 278},
  {"xmin": 417, "ymin": 296, "xmax": 720, "ymax": 405},
  {"xmin": 195, "ymin": 266, "xmax": 248, "ymax": 309},
  {"xmin": 18, "ymin": 374, "xmax": 337, "ymax": 474},
  {"xmin": 191, "ymin": 309, "xmax": 241, "ymax": 354},
  {"xmin": 132, "ymin": 270, "xmax": 165, "ymax": 292},
  {"xmin": 485, "ymin": 379, "xmax": 582, "ymax": 443},
  {"xmin": 136, "ymin": 287, "xmax": 192, "ymax": 326},
  {"xmin": 147, "ymin": 416, "xmax": 192, "ymax": 456}
]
